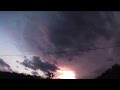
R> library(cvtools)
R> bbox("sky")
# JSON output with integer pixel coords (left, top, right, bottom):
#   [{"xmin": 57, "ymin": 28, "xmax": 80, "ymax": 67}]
[{"xmin": 1, "ymin": 11, "xmax": 120, "ymax": 79}]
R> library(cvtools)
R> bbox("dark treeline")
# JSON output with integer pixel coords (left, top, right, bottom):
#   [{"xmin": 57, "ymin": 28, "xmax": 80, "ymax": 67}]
[
  {"xmin": 96, "ymin": 64, "xmax": 120, "ymax": 79},
  {"xmin": 0, "ymin": 71, "xmax": 54, "ymax": 79},
  {"xmin": 1, "ymin": 64, "xmax": 120, "ymax": 79}
]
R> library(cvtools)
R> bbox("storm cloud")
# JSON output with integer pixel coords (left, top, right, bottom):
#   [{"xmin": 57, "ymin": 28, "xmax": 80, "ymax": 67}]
[
  {"xmin": 21, "ymin": 56, "xmax": 59, "ymax": 72},
  {"xmin": 20, "ymin": 11, "xmax": 120, "ymax": 78},
  {"xmin": 22, "ymin": 11, "xmax": 119, "ymax": 57},
  {"xmin": 0, "ymin": 58, "xmax": 10, "ymax": 67},
  {"xmin": 48, "ymin": 12, "xmax": 114, "ymax": 52},
  {"xmin": 0, "ymin": 58, "xmax": 12, "ymax": 72},
  {"xmin": 1, "ymin": 11, "xmax": 120, "ymax": 78}
]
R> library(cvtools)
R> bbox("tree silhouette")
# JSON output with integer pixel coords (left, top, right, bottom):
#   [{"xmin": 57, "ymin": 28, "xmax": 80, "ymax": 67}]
[
  {"xmin": 0, "ymin": 71, "xmax": 54, "ymax": 79},
  {"xmin": 45, "ymin": 71, "xmax": 54, "ymax": 79},
  {"xmin": 96, "ymin": 64, "xmax": 120, "ymax": 79}
]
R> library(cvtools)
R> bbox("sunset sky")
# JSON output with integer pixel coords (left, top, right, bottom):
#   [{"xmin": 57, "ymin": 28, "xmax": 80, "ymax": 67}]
[{"xmin": 1, "ymin": 11, "xmax": 120, "ymax": 79}]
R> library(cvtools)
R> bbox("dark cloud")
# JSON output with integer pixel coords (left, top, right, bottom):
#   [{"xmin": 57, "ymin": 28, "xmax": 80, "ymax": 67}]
[
  {"xmin": 0, "ymin": 59, "xmax": 10, "ymax": 67},
  {"xmin": 9, "ymin": 11, "xmax": 120, "ymax": 78},
  {"xmin": 0, "ymin": 58, "xmax": 12, "ymax": 72},
  {"xmin": 107, "ymin": 58, "xmax": 114, "ymax": 62},
  {"xmin": 49, "ymin": 12, "xmax": 115, "ymax": 52},
  {"xmin": 22, "ymin": 11, "xmax": 117, "ymax": 59},
  {"xmin": 21, "ymin": 59, "xmax": 37, "ymax": 70},
  {"xmin": 20, "ymin": 11, "xmax": 120, "ymax": 78},
  {"xmin": 21, "ymin": 56, "xmax": 59, "ymax": 72}
]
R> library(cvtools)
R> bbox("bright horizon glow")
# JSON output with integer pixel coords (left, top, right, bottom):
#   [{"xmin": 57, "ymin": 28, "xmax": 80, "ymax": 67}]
[{"xmin": 57, "ymin": 69, "xmax": 76, "ymax": 79}]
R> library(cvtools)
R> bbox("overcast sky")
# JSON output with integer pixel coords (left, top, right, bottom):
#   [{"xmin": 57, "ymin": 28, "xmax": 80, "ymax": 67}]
[{"xmin": 1, "ymin": 11, "xmax": 120, "ymax": 78}]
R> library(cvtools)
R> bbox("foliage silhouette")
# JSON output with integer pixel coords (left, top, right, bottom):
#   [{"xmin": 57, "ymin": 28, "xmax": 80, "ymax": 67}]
[
  {"xmin": 2, "ymin": 63, "xmax": 120, "ymax": 79},
  {"xmin": 96, "ymin": 64, "xmax": 120, "ymax": 79},
  {"xmin": 45, "ymin": 71, "xmax": 54, "ymax": 79},
  {"xmin": 0, "ymin": 71, "xmax": 54, "ymax": 79}
]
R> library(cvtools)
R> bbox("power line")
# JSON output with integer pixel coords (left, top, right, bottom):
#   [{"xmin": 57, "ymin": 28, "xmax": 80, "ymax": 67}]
[{"xmin": 45, "ymin": 45, "xmax": 120, "ymax": 54}]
